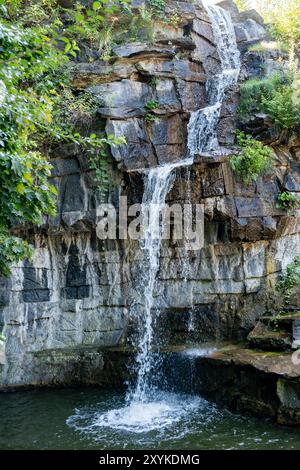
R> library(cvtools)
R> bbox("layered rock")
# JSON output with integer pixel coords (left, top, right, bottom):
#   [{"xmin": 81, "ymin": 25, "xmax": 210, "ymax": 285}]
[{"xmin": 0, "ymin": 0, "xmax": 300, "ymax": 392}]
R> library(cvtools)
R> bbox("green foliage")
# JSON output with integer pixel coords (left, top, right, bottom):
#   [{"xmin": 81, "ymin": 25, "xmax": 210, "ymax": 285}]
[
  {"xmin": 230, "ymin": 132, "xmax": 273, "ymax": 184},
  {"xmin": 147, "ymin": 0, "xmax": 166, "ymax": 18},
  {"xmin": 276, "ymin": 256, "xmax": 300, "ymax": 313},
  {"xmin": 248, "ymin": 40, "xmax": 289, "ymax": 53},
  {"xmin": 88, "ymin": 133, "xmax": 126, "ymax": 201},
  {"xmin": 239, "ymin": 71, "xmax": 300, "ymax": 131},
  {"xmin": 235, "ymin": 0, "xmax": 251, "ymax": 11},
  {"xmin": 149, "ymin": 76, "xmax": 158, "ymax": 88},
  {"xmin": 0, "ymin": 2, "xmax": 124, "ymax": 275},
  {"xmin": 253, "ymin": 0, "xmax": 300, "ymax": 49},
  {"xmin": 145, "ymin": 99, "xmax": 159, "ymax": 122},
  {"xmin": 0, "ymin": 234, "xmax": 32, "ymax": 277},
  {"xmin": 261, "ymin": 85, "xmax": 300, "ymax": 130},
  {"xmin": 276, "ymin": 191, "xmax": 300, "ymax": 212},
  {"xmin": 239, "ymin": 72, "xmax": 289, "ymax": 119}
]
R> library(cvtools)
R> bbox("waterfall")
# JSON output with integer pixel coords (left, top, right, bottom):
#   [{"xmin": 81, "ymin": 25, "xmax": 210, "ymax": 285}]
[
  {"xmin": 188, "ymin": 2, "xmax": 240, "ymax": 155},
  {"xmin": 128, "ymin": 159, "xmax": 193, "ymax": 403},
  {"xmin": 89, "ymin": 3, "xmax": 240, "ymax": 429},
  {"xmin": 128, "ymin": 2, "xmax": 241, "ymax": 405}
]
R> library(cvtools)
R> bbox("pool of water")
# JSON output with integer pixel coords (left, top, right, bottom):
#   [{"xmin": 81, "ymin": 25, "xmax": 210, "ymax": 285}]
[{"xmin": 1, "ymin": 387, "xmax": 300, "ymax": 450}]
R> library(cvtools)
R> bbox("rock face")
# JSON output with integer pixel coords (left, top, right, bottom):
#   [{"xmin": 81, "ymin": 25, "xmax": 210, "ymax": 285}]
[
  {"xmin": 0, "ymin": 0, "xmax": 300, "ymax": 393},
  {"xmin": 163, "ymin": 344, "xmax": 300, "ymax": 426}
]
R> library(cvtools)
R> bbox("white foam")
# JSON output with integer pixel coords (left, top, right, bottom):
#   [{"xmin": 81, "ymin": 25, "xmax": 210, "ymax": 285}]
[{"xmin": 67, "ymin": 392, "xmax": 209, "ymax": 435}]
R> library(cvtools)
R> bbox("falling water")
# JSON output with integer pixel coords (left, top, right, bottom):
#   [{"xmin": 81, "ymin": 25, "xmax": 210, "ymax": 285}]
[
  {"xmin": 69, "ymin": 2, "xmax": 242, "ymax": 433},
  {"xmin": 188, "ymin": 2, "xmax": 241, "ymax": 155},
  {"xmin": 129, "ymin": 2, "xmax": 241, "ymax": 406},
  {"xmin": 128, "ymin": 159, "xmax": 193, "ymax": 403}
]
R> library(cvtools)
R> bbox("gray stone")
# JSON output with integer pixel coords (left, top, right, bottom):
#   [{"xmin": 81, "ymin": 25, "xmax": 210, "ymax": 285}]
[
  {"xmin": 192, "ymin": 18, "xmax": 215, "ymax": 44},
  {"xmin": 149, "ymin": 115, "xmax": 184, "ymax": 145},
  {"xmin": 155, "ymin": 79, "xmax": 182, "ymax": 114},
  {"xmin": 176, "ymin": 79, "xmax": 206, "ymax": 112},
  {"xmin": 89, "ymin": 80, "xmax": 153, "ymax": 118},
  {"xmin": 112, "ymin": 43, "xmax": 175, "ymax": 59},
  {"xmin": 235, "ymin": 19, "xmax": 266, "ymax": 43},
  {"xmin": 216, "ymin": 0, "xmax": 239, "ymax": 16},
  {"xmin": 137, "ymin": 59, "xmax": 205, "ymax": 82},
  {"xmin": 22, "ymin": 289, "xmax": 50, "ymax": 303},
  {"xmin": 238, "ymin": 9, "xmax": 264, "ymax": 26},
  {"xmin": 106, "ymin": 118, "xmax": 157, "ymax": 170},
  {"xmin": 71, "ymin": 62, "xmax": 136, "ymax": 89}
]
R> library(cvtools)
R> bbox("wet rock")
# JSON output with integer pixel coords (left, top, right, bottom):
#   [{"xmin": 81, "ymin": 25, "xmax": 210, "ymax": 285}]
[
  {"xmin": 176, "ymin": 79, "xmax": 207, "ymax": 112},
  {"xmin": 277, "ymin": 379, "xmax": 300, "ymax": 426},
  {"xmin": 149, "ymin": 114, "xmax": 184, "ymax": 145},
  {"xmin": 248, "ymin": 322, "xmax": 293, "ymax": 352},
  {"xmin": 284, "ymin": 161, "xmax": 300, "ymax": 191},
  {"xmin": 155, "ymin": 79, "xmax": 182, "ymax": 114},
  {"xmin": 192, "ymin": 18, "xmax": 215, "ymax": 44}
]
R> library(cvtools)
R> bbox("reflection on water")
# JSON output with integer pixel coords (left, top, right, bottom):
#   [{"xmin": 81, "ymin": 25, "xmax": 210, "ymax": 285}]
[{"xmin": 1, "ymin": 387, "xmax": 300, "ymax": 450}]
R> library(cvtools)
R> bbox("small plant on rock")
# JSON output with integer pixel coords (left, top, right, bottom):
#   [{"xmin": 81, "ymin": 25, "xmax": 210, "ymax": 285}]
[
  {"xmin": 230, "ymin": 131, "xmax": 273, "ymax": 184},
  {"xmin": 276, "ymin": 191, "xmax": 300, "ymax": 212},
  {"xmin": 276, "ymin": 256, "xmax": 300, "ymax": 314},
  {"xmin": 145, "ymin": 99, "xmax": 159, "ymax": 122}
]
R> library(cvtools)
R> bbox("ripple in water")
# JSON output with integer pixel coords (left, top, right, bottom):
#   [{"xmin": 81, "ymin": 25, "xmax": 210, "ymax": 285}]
[{"xmin": 67, "ymin": 391, "xmax": 218, "ymax": 443}]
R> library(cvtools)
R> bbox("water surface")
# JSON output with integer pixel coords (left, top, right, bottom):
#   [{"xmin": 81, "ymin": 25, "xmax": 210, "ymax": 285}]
[{"xmin": 1, "ymin": 387, "xmax": 300, "ymax": 450}]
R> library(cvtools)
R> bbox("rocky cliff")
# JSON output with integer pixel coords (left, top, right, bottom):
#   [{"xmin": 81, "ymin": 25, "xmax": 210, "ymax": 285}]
[{"xmin": 0, "ymin": 0, "xmax": 300, "ymax": 389}]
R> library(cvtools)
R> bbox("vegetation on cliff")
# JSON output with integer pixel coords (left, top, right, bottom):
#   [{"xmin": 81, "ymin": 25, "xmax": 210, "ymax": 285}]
[
  {"xmin": 237, "ymin": 0, "xmax": 300, "ymax": 53},
  {"xmin": 0, "ymin": 0, "xmax": 125, "ymax": 275},
  {"xmin": 276, "ymin": 256, "xmax": 300, "ymax": 314},
  {"xmin": 230, "ymin": 131, "xmax": 272, "ymax": 183},
  {"xmin": 239, "ymin": 71, "xmax": 300, "ymax": 131}
]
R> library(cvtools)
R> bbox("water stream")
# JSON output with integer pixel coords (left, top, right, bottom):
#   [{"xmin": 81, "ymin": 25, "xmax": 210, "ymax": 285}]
[
  {"xmin": 66, "ymin": 1, "xmax": 242, "ymax": 435},
  {"xmin": 125, "ymin": 1, "xmax": 241, "ymax": 408},
  {"xmin": 188, "ymin": 2, "xmax": 240, "ymax": 154}
]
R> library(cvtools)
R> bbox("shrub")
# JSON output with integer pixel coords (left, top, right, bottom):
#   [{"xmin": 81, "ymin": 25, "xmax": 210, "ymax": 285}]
[
  {"xmin": 148, "ymin": 0, "xmax": 166, "ymax": 18},
  {"xmin": 276, "ymin": 256, "xmax": 300, "ymax": 313},
  {"xmin": 238, "ymin": 72, "xmax": 290, "ymax": 120},
  {"xmin": 276, "ymin": 191, "xmax": 300, "ymax": 211},
  {"xmin": 261, "ymin": 85, "xmax": 300, "ymax": 130},
  {"xmin": 248, "ymin": 41, "xmax": 289, "ymax": 53},
  {"xmin": 230, "ymin": 132, "xmax": 273, "ymax": 184},
  {"xmin": 239, "ymin": 71, "xmax": 300, "ymax": 131}
]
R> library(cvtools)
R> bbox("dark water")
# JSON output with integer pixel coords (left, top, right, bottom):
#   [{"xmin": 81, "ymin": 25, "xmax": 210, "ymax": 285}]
[{"xmin": 1, "ymin": 387, "xmax": 300, "ymax": 450}]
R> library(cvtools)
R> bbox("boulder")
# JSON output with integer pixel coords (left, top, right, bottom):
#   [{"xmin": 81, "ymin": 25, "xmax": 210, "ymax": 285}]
[
  {"xmin": 155, "ymin": 79, "xmax": 182, "ymax": 114},
  {"xmin": 247, "ymin": 321, "xmax": 293, "ymax": 352},
  {"xmin": 176, "ymin": 79, "xmax": 207, "ymax": 112}
]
